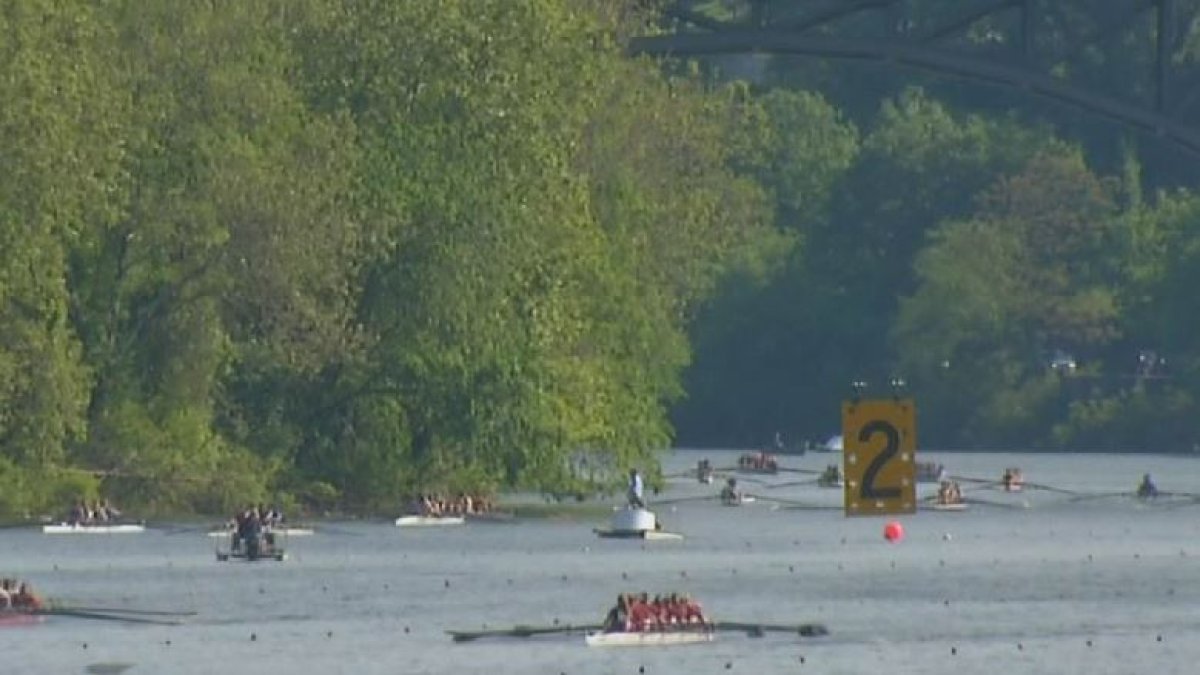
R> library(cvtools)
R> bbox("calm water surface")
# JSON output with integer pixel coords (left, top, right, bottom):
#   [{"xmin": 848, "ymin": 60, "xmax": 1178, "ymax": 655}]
[{"xmin": 5, "ymin": 450, "xmax": 1200, "ymax": 674}]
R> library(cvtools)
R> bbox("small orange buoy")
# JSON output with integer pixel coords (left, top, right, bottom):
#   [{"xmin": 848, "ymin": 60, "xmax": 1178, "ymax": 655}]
[{"xmin": 883, "ymin": 521, "xmax": 904, "ymax": 543}]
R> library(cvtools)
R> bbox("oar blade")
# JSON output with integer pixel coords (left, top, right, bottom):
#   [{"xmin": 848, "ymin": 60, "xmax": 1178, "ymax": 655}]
[
  {"xmin": 41, "ymin": 609, "xmax": 183, "ymax": 625},
  {"xmin": 448, "ymin": 623, "xmax": 601, "ymax": 643}
]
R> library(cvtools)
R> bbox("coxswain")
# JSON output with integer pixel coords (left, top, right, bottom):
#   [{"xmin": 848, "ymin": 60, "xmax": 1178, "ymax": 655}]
[
  {"xmin": 627, "ymin": 469, "xmax": 645, "ymax": 509},
  {"xmin": 602, "ymin": 594, "xmax": 630, "ymax": 633},
  {"xmin": 1137, "ymin": 473, "xmax": 1159, "ymax": 499}
]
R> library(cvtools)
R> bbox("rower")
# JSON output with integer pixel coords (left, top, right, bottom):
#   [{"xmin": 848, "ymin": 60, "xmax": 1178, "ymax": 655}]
[
  {"xmin": 13, "ymin": 583, "xmax": 41, "ymax": 610},
  {"xmin": 1137, "ymin": 473, "xmax": 1159, "ymax": 499},
  {"xmin": 681, "ymin": 594, "xmax": 708, "ymax": 625},
  {"xmin": 627, "ymin": 469, "xmax": 645, "ymax": 509},
  {"xmin": 720, "ymin": 478, "xmax": 740, "ymax": 503}
]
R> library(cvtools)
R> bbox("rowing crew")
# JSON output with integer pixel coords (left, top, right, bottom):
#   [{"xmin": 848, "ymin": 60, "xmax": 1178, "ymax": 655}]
[
  {"xmin": 601, "ymin": 593, "xmax": 710, "ymax": 633},
  {"xmin": 0, "ymin": 580, "xmax": 43, "ymax": 611},
  {"xmin": 937, "ymin": 480, "xmax": 964, "ymax": 506},
  {"xmin": 738, "ymin": 452, "xmax": 778, "ymax": 472},
  {"xmin": 406, "ymin": 494, "xmax": 494, "ymax": 518},
  {"xmin": 67, "ymin": 498, "xmax": 122, "ymax": 526}
]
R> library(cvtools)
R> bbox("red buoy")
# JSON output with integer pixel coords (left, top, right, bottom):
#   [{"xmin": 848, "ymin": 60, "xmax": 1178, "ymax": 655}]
[{"xmin": 883, "ymin": 520, "xmax": 904, "ymax": 543}]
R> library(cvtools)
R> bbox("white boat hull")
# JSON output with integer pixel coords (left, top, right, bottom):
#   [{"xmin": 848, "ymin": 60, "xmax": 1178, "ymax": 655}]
[
  {"xmin": 395, "ymin": 515, "xmax": 466, "ymax": 527},
  {"xmin": 42, "ymin": 523, "xmax": 145, "ymax": 534},
  {"xmin": 930, "ymin": 502, "xmax": 968, "ymax": 511},
  {"xmin": 594, "ymin": 528, "xmax": 683, "ymax": 541},
  {"xmin": 585, "ymin": 630, "xmax": 714, "ymax": 647}
]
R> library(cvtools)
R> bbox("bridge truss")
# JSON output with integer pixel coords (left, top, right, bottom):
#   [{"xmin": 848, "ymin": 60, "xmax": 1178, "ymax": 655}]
[{"xmin": 629, "ymin": 0, "xmax": 1200, "ymax": 155}]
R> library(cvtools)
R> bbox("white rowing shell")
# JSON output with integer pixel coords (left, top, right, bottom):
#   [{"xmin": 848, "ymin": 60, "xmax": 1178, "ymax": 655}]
[
  {"xmin": 42, "ymin": 523, "xmax": 145, "ymax": 534},
  {"xmin": 395, "ymin": 515, "xmax": 466, "ymax": 527},
  {"xmin": 585, "ymin": 630, "xmax": 714, "ymax": 647}
]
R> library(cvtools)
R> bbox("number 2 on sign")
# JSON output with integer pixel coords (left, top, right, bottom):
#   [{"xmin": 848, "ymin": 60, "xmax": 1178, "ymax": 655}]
[{"xmin": 858, "ymin": 420, "xmax": 901, "ymax": 500}]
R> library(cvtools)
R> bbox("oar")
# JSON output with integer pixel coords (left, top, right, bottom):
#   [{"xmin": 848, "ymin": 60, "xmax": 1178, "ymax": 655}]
[
  {"xmin": 448, "ymin": 623, "xmax": 603, "ymax": 642},
  {"xmin": 961, "ymin": 496, "xmax": 1025, "ymax": 510},
  {"xmin": 947, "ymin": 474, "xmax": 996, "ymax": 485},
  {"xmin": 50, "ymin": 605, "xmax": 196, "ymax": 617},
  {"xmin": 651, "ymin": 495, "xmax": 720, "ymax": 506},
  {"xmin": 713, "ymin": 621, "xmax": 828, "ymax": 637},
  {"xmin": 753, "ymin": 496, "xmax": 839, "ymax": 511},
  {"xmin": 762, "ymin": 478, "xmax": 820, "ymax": 490},
  {"xmin": 1067, "ymin": 491, "xmax": 1130, "ymax": 503},
  {"xmin": 39, "ymin": 609, "xmax": 183, "ymax": 625},
  {"xmin": 776, "ymin": 467, "xmax": 821, "ymax": 475},
  {"xmin": 1021, "ymin": 482, "xmax": 1079, "ymax": 496}
]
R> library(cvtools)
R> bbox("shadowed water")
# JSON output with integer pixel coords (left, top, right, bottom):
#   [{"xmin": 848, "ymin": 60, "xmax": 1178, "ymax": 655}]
[{"xmin": 5, "ymin": 450, "xmax": 1200, "ymax": 674}]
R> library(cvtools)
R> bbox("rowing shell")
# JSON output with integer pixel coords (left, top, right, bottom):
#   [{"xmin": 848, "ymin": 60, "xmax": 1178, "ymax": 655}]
[
  {"xmin": 929, "ymin": 502, "xmax": 968, "ymax": 512},
  {"xmin": 585, "ymin": 630, "xmax": 714, "ymax": 647},
  {"xmin": 42, "ymin": 522, "xmax": 145, "ymax": 534},
  {"xmin": 395, "ymin": 515, "xmax": 466, "ymax": 527},
  {"xmin": 0, "ymin": 611, "xmax": 45, "ymax": 627}
]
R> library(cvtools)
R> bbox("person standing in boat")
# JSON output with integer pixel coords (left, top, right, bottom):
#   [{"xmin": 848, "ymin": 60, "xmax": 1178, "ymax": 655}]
[{"xmin": 627, "ymin": 469, "xmax": 645, "ymax": 509}]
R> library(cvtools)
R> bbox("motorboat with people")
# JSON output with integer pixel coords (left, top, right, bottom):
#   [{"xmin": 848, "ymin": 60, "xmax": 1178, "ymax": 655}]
[
  {"xmin": 1002, "ymin": 468, "xmax": 1024, "ymax": 492},
  {"xmin": 208, "ymin": 504, "xmax": 310, "ymax": 537},
  {"xmin": 216, "ymin": 506, "xmax": 288, "ymax": 561},
  {"xmin": 816, "ymin": 464, "xmax": 843, "ymax": 488},
  {"xmin": 736, "ymin": 452, "xmax": 778, "ymax": 475}
]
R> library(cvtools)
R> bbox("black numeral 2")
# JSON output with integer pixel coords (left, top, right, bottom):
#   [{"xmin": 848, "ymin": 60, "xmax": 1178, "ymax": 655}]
[{"xmin": 859, "ymin": 420, "xmax": 901, "ymax": 499}]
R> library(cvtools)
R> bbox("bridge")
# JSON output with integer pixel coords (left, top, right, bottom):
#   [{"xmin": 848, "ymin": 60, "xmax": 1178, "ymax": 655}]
[{"xmin": 629, "ymin": 0, "xmax": 1200, "ymax": 156}]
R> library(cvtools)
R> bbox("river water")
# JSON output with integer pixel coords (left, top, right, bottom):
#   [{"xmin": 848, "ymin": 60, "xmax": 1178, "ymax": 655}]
[{"xmin": 5, "ymin": 449, "xmax": 1200, "ymax": 674}]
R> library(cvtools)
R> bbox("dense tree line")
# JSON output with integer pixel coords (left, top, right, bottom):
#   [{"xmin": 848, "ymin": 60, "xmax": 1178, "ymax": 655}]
[
  {"xmin": 0, "ymin": 0, "xmax": 771, "ymax": 514},
  {"xmin": 3, "ymin": 0, "xmax": 1200, "ymax": 516},
  {"xmin": 673, "ymin": 0, "xmax": 1200, "ymax": 454}
]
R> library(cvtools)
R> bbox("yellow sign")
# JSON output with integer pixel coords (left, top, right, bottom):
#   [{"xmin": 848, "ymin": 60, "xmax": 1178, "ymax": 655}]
[{"xmin": 842, "ymin": 399, "xmax": 916, "ymax": 516}]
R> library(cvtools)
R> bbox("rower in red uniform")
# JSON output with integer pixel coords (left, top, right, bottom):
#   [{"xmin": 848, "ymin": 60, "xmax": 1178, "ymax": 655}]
[
  {"xmin": 628, "ymin": 593, "xmax": 659, "ymax": 632},
  {"xmin": 682, "ymin": 594, "xmax": 708, "ymax": 625},
  {"xmin": 13, "ymin": 583, "xmax": 42, "ymax": 610}
]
